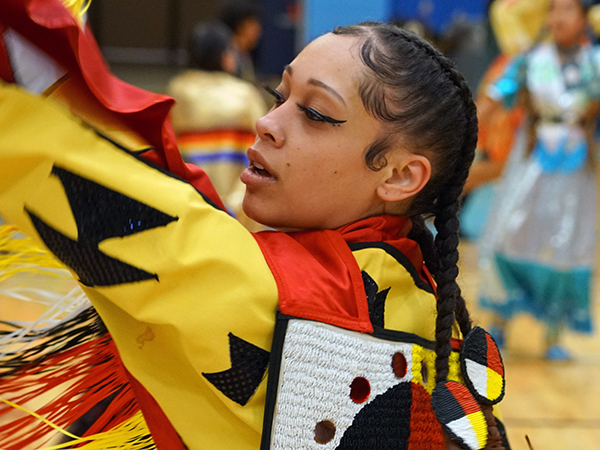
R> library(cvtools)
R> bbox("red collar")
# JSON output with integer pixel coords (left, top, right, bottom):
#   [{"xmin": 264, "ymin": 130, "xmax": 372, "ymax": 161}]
[
  {"xmin": 254, "ymin": 215, "xmax": 430, "ymax": 333},
  {"xmin": 337, "ymin": 214, "xmax": 412, "ymax": 242}
]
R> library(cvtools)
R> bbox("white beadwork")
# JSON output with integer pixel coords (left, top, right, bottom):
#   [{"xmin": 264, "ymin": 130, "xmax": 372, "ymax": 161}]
[
  {"xmin": 270, "ymin": 320, "xmax": 416, "ymax": 449},
  {"xmin": 465, "ymin": 359, "xmax": 489, "ymax": 399},
  {"xmin": 446, "ymin": 416, "xmax": 480, "ymax": 450}
]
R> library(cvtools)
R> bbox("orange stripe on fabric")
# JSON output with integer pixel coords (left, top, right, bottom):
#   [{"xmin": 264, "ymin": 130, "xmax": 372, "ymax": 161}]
[
  {"xmin": 177, "ymin": 130, "xmax": 255, "ymax": 147},
  {"xmin": 446, "ymin": 381, "xmax": 480, "ymax": 416},
  {"xmin": 485, "ymin": 333, "xmax": 504, "ymax": 376}
]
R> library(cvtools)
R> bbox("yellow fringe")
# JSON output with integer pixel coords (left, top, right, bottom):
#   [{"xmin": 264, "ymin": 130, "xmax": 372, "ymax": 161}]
[
  {"xmin": 0, "ymin": 397, "xmax": 153, "ymax": 450},
  {"xmin": 59, "ymin": 0, "xmax": 92, "ymax": 25},
  {"xmin": 0, "ymin": 397, "xmax": 79, "ymax": 441},
  {"xmin": 0, "ymin": 225, "xmax": 152, "ymax": 448},
  {"xmin": 0, "ymin": 225, "xmax": 67, "ymax": 283}
]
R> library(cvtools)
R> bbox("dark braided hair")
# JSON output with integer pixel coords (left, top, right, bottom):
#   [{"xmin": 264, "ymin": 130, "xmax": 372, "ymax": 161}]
[{"xmin": 332, "ymin": 22, "xmax": 478, "ymax": 384}]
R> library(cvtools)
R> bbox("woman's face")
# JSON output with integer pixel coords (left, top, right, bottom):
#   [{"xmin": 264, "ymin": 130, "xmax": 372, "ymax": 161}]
[
  {"xmin": 241, "ymin": 33, "xmax": 391, "ymax": 230},
  {"xmin": 547, "ymin": 0, "xmax": 587, "ymax": 47}
]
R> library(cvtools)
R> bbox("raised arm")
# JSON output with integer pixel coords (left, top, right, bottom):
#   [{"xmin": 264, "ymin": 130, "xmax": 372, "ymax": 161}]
[{"xmin": 0, "ymin": 84, "xmax": 279, "ymax": 448}]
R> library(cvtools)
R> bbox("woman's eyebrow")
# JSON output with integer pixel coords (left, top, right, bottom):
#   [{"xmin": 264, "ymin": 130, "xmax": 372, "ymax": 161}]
[{"xmin": 284, "ymin": 65, "xmax": 347, "ymax": 106}]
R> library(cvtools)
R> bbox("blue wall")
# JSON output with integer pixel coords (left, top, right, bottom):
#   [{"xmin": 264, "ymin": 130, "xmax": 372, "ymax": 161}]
[
  {"xmin": 302, "ymin": 0, "xmax": 391, "ymax": 44},
  {"xmin": 303, "ymin": 0, "xmax": 488, "ymax": 45},
  {"xmin": 392, "ymin": 0, "xmax": 488, "ymax": 33},
  {"xmin": 257, "ymin": 0, "xmax": 491, "ymax": 78}
]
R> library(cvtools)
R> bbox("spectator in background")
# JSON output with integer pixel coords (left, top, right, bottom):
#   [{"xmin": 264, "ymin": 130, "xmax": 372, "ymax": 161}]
[
  {"xmin": 476, "ymin": 0, "xmax": 600, "ymax": 360},
  {"xmin": 167, "ymin": 21, "xmax": 267, "ymax": 230},
  {"xmin": 219, "ymin": 0, "xmax": 262, "ymax": 83},
  {"xmin": 462, "ymin": 0, "xmax": 600, "ymax": 238}
]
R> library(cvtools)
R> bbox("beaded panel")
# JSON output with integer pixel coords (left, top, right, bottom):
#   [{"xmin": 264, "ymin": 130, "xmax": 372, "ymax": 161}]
[{"xmin": 268, "ymin": 319, "xmax": 443, "ymax": 450}]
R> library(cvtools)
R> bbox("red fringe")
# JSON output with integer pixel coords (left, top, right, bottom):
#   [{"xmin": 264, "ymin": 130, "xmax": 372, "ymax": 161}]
[{"xmin": 0, "ymin": 312, "xmax": 145, "ymax": 449}]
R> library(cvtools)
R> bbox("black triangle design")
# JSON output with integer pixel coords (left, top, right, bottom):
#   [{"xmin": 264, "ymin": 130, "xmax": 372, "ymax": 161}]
[
  {"xmin": 361, "ymin": 271, "xmax": 390, "ymax": 329},
  {"xmin": 203, "ymin": 333, "xmax": 270, "ymax": 406},
  {"xmin": 25, "ymin": 166, "xmax": 178, "ymax": 286},
  {"xmin": 336, "ymin": 382, "xmax": 412, "ymax": 450},
  {"xmin": 51, "ymin": 166, "xmax": 177, "ymax": 245}
]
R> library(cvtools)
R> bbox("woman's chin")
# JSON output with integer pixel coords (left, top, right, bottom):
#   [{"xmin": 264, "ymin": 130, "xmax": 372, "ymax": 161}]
[
  {"xmin": 241, "ymin": 201, "xmax": 276, "ymax": 229},
  {"xmin": 242, "ymin": 204, "xmax": 303, "ymax": 232}
]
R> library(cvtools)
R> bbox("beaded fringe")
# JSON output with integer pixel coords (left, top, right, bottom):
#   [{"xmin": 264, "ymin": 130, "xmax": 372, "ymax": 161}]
[{"xmin": 0, "ymin": 225, "xmax": 155, "ymax": 449}]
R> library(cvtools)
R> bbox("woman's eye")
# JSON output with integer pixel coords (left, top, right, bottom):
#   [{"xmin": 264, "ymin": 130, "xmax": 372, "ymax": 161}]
[
  {"xmin": 264, "ymin": 85, "xmax": 346, "ymax": 126},
  {"xmin": 264, "ymin": 86, "xmax": 285, "ymax": 106},
  {"xmin": 302, "ymin": 106, "xmax": 325, "ymax": 122},
  {"xmin": 297, "ymin": 104, "xmax": 347, "ymax": 126}
]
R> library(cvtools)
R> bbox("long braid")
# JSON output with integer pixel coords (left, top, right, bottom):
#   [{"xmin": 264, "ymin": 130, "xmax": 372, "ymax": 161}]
[
  {"xmin": 407, "ymin": 216, "xmax": 456, "ymax": 381},
  {"xmin": 432, "ymin": 59, "xmax": 478, "ymax": 339},
  {"xmin": 392, "ymin": 30, "xmax": 477, "ymax": 382},
  {"xmin": 406, "ymin": 33, "xmax": 477, "ymax": 381},
  {"xmin": 332, "ymin": 23, "xmax": 478, "ymax": 383}
]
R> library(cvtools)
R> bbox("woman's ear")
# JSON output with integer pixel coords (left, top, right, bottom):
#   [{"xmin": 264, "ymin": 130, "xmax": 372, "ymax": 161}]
[{"xmin": 376, "ymin": 154, "xmax": 431, "ymax": 203}]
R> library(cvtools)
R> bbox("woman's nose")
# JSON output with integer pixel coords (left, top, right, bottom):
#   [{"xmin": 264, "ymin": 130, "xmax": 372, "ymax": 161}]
[{"xmin": 255, "ymin": 110, "xmax": 285, "ymax": 148}]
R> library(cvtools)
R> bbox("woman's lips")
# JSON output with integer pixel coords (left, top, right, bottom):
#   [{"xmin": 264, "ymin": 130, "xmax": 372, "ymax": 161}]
[
  {"xmin": 250, "ymin": 161, "xmax": 271, "ymax": 177},
  {"xmin": 241, "ymin": 149, "xmax": 277, "ymax": 186}
]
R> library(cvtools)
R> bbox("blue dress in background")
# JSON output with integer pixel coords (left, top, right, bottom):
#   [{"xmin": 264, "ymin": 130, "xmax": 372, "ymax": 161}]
[{"xmin": 478, "ymin": 41, "xmax": 600, "ymax": 334}]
